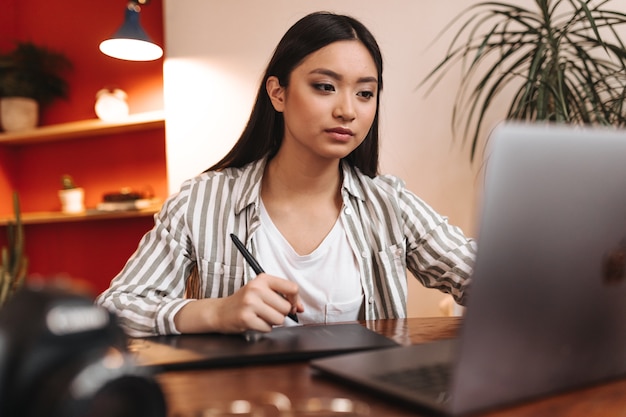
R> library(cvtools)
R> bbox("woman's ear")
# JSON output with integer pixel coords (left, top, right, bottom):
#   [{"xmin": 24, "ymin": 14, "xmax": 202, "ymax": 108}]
[{"xmin": 266, "ymin": 76, "xmax": 285, "ymax": 112}]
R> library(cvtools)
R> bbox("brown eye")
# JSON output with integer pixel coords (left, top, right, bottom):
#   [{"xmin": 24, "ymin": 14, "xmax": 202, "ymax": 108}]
[{"xmin": 313, "ymin": 83, "xmax": 335, "ymax": 92}]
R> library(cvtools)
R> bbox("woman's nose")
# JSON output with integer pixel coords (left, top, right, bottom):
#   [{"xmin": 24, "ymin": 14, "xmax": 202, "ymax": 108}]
[{"xmin": 333, "ymin": 94, "xmax": 356, "ymax": 121}]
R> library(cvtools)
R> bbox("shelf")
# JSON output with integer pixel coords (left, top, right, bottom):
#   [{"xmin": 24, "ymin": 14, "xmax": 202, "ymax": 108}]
[
  {"xmin": 0, "ymin": 205, "xmax": 160, "ymax": 226},
  {"xmin": 0, "ymin": 111, "xmax": 165, "ymax": 145}
]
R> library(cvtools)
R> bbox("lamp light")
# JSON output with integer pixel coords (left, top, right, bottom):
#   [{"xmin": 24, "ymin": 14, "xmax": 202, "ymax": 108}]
[{"xmin": 99, "ymin": 0, "xmax": 163, "ymax": 62}]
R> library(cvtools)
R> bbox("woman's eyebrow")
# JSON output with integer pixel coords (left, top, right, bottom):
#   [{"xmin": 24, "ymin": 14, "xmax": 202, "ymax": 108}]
[{"xmin": 309, "ymin": 68, "xmax": 378, "ymax": 84}]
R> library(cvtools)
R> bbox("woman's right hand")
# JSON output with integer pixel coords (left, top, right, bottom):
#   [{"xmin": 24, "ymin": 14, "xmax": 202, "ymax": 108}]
[{"xmin": 174, "ymin": 273, "xmax": 303, "ymax": 334}]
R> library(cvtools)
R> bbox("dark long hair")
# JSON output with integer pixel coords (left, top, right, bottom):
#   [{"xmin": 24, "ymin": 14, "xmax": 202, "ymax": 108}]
[{"xmin": 207, "ymin": 11, "xmax": 383, "ymax": 177}]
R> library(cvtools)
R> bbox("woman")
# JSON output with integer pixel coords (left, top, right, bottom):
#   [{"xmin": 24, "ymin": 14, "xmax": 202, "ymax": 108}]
[{"xmin": 96, "ymin": 11, "xmax": 476, "ymax": 337}]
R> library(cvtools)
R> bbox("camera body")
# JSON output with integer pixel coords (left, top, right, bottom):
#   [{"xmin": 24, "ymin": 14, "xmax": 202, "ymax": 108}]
[{"xmin": 0, "ymin": 286, "xmax": 166, "ymax": 417}]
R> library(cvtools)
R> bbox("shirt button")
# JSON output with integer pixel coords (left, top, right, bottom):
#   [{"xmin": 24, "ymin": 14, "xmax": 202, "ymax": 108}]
[
  {"xmin": 368, "ymin": 297, "xmax": 374, "ymax": 304},
  {"xmin": 395, "ymin": 248, "xmax": 403, "ymax": 257},
  {"xmin": 344, "ymin": 207, "xmax": 352, "ymax": 215},
  {"xmin": 361, "ymin": 251, "xmax": 368, "ymax": 258}
]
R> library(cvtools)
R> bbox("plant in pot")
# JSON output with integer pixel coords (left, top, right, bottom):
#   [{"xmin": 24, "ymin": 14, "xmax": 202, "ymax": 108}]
[
  {"xmin": 0, "ymin": 41, "xmax": 72, "ymax": 132},
  {"xmin": 420, "ymin": 0, "xmax": 626, "ymax": 162},
  {"xmin": 59, "ymin": 174, "xmax": 85, "ymax": 214},
  {"xmin": 0, "ymin": 192, "xmax": 28, "ymax": 307}
]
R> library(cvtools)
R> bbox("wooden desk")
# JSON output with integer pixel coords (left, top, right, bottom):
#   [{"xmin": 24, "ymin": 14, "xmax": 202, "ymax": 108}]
[{"xmin": 150, "ymin": 317, "xmax": 626, "ymax": 416}]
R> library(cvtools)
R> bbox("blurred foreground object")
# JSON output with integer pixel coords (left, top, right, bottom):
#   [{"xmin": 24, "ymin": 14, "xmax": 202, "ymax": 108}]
[{"xmin": 0, "ymin": 285, "xmax": 167, "ymax": 417}]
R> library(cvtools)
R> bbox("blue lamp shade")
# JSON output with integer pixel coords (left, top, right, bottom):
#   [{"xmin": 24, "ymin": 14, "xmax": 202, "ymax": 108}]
[{"xmin": 99, "ymin": 5, "xmax": 163, "ymax": 61}]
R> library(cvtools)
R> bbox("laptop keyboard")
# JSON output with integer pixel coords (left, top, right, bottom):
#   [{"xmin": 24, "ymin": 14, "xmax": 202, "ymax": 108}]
[{"xmin": 374, "ymin": 362, "xmax": 452, "ymax": 403}]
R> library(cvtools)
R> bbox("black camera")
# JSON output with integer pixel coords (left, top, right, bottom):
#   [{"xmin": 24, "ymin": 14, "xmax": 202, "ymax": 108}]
[{"xmin": 0, "ymin": 286, "xmax": 166, "ymax": 417}]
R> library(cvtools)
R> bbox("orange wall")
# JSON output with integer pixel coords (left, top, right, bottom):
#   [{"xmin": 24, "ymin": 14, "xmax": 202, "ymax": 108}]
[
  {"xmin": 20, "ymin": 216, "xmax": 157, "ymax": 295},
  {"xmin": 13, "ymin": 129, "xmax": 167, "ymax": 213},
  {"xmin": 2, "ymin": 0, "xmax": 165, "ymax": 124},
  {"xmin": 1, "ymin": 0, "xmax": 166, "ymax": 297}
]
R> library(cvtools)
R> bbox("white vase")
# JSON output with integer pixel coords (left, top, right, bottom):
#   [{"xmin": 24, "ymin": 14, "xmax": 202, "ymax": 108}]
[
  {"xmin": 58, "ymin": 188, "xmax": 85, "ymax": 214},
  {"xmin": 95, "ymin": 88, "xmax": 129, "ymax": 121},
  {"xmin": 0, "ymin": 97, "xmax": 39, "ymax": 132}
]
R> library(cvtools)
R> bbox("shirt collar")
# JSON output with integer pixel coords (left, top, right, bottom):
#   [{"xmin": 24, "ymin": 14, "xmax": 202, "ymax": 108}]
[
  {"xmin": 340, "ymin": 160, "xmax": 367, "ymax": 202},
  {"xmin": 234, "ymin": 157, "xmax": 267, "ymax": 216}
]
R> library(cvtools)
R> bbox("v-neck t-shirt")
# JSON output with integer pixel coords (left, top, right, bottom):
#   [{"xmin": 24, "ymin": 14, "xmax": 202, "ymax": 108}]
[{"xmin": 255, "ymin": 200, "xmax": 364, "ymax": 324}]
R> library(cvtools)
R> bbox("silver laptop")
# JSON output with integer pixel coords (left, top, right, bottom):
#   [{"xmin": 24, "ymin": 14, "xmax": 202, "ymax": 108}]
[{"xmin": 311, "ymin": 123, "xmax": 626, "ymax": 415}]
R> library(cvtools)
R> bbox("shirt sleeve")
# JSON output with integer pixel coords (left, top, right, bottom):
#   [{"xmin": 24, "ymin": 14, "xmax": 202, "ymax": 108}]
[
  {"xmin": 95, "ymin": 181, "xmax": 197, "ymax": 337},
  {"xmin": 396, "ymin": 180, "xmax": 476, "ymax": 306}
]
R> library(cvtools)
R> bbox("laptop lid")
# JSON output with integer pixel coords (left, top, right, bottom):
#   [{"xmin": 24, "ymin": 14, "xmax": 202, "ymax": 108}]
[
  {"xmin": 450, "ymin": 122, "xmax": 626, "ymax": 413},
  {"xmin": 312, "ymin": 123, "xmax": 626, "ymax": 415}
]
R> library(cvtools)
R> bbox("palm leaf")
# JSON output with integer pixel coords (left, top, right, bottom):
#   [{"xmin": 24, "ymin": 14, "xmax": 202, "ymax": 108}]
[{"xmin": 420, "ymin": 0, "xmax": 626, "ymax": 162}]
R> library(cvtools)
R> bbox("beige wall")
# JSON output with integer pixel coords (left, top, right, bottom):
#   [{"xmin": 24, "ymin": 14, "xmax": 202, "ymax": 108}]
[{"xmin": 162, "ymin": 1, "xmax": 506, "ymax": 317}]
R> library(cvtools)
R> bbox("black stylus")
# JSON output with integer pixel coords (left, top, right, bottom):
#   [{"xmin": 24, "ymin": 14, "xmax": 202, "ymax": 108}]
[{"xmin": 230, "ymin": 233, "xmax": 299, "ymax": 323}]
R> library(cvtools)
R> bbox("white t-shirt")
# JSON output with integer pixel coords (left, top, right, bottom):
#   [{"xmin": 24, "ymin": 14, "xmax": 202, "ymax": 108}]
[{"xmin": 256, "ymin": 201, "xmax": 363, "ymax": 324}]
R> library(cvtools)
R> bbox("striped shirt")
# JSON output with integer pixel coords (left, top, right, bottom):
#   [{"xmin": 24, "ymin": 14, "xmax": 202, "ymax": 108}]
[{"xmin": 96, "ymin": 158, "xmax": 476, "ymax": 337}]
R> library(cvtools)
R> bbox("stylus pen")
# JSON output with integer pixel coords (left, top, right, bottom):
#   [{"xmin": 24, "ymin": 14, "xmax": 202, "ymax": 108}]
[{"xmin": 230, "ymin": 233, "xmax": 299, "ymax": 323}]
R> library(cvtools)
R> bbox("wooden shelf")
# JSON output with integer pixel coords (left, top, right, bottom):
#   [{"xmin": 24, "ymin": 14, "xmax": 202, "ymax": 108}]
[
  {"xmin": 0, "ymin": 206, "xmax": 160, "ymax": 226},
  {"xmin": 0, "ymin": 111, "xmax": 165, "ymax": 145}
]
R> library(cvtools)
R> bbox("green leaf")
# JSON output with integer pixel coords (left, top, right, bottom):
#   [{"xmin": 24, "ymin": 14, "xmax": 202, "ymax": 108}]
[{"xmin": 419, "ymin": 0, "xmax": 626, "ymax": 161}]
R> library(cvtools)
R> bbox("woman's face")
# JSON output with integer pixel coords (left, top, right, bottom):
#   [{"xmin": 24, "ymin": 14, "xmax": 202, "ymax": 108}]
[{"xmin": 267, "ymin": 40, "xmax": 379, "ymax": 163}]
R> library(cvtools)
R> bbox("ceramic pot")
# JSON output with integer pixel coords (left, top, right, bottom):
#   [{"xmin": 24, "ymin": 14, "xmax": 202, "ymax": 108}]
[
  {"xmin": 95, "ymin": 88, "xmax": 129, "ymax": 121},
  {"xmin": 0, "ymin": 97, "xmax": 39, "ymax": 132},
  {"xmin": 58, "ymin": 188, "xmax": 85, "ymax": 214}
]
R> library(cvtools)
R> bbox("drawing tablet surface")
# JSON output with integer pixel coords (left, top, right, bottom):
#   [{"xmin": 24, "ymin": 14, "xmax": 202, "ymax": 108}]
[{"xmin": 130, "ymin": 322, "xmax": 398, "ymax": 371}]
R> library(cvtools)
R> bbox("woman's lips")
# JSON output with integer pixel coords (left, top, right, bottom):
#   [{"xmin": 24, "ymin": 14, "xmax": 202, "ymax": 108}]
[{"xmin": 326, "ymin": 127, "xmax": 354, "ymax": 141}]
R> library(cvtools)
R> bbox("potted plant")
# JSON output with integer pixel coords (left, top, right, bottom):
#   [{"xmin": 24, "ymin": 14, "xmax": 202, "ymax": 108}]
[
  {"xmin": 0, "ymin": 41, "xmax": 72, "ymax": 132},
  {"xmin": 420, "ymin": 0, "xmax": 626, "ymax": 161},
  {"xmin": 0, "ymin": 192, "xmax": 27, "ymax": 307},
  {"xmin": 58, "ymin": 174, "xmax": 85, "ymax": 214}
]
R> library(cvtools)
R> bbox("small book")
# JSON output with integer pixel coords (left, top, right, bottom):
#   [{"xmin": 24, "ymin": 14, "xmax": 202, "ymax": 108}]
[{"xmin": 96, "ymin": 198, "xmax": 159, "ymax": 212}]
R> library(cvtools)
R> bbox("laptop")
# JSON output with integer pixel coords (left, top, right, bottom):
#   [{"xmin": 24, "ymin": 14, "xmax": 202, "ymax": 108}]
[
  {"xmin": 311, "ymin": 123, "xmax": 626, "ymax": 415},
  {"xmin": 130, "ymin": 322, "xmax": 398, "ymax": 371}
]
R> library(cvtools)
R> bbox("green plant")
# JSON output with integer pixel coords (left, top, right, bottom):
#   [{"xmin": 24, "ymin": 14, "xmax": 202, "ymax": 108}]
[
  {"xmin": 0, "ymin": 41, "xmax": 72, "ymax": 107},
  {"xmin": 420, "ymin": 0, "xmax": 626, "ymax": 161},
  {"xmin": 61, "ymin": 174, "xmax": 77, "ymax": 190},
  {"xmin": 0, "ymin": 192, "xmax": 28, "ymax": 306}
]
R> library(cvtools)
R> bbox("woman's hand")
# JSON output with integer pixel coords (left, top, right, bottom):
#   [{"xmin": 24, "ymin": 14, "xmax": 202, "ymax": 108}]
[{"xmin": 174, "ymin": 273, "xmax": 304, "ymax": 334}]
